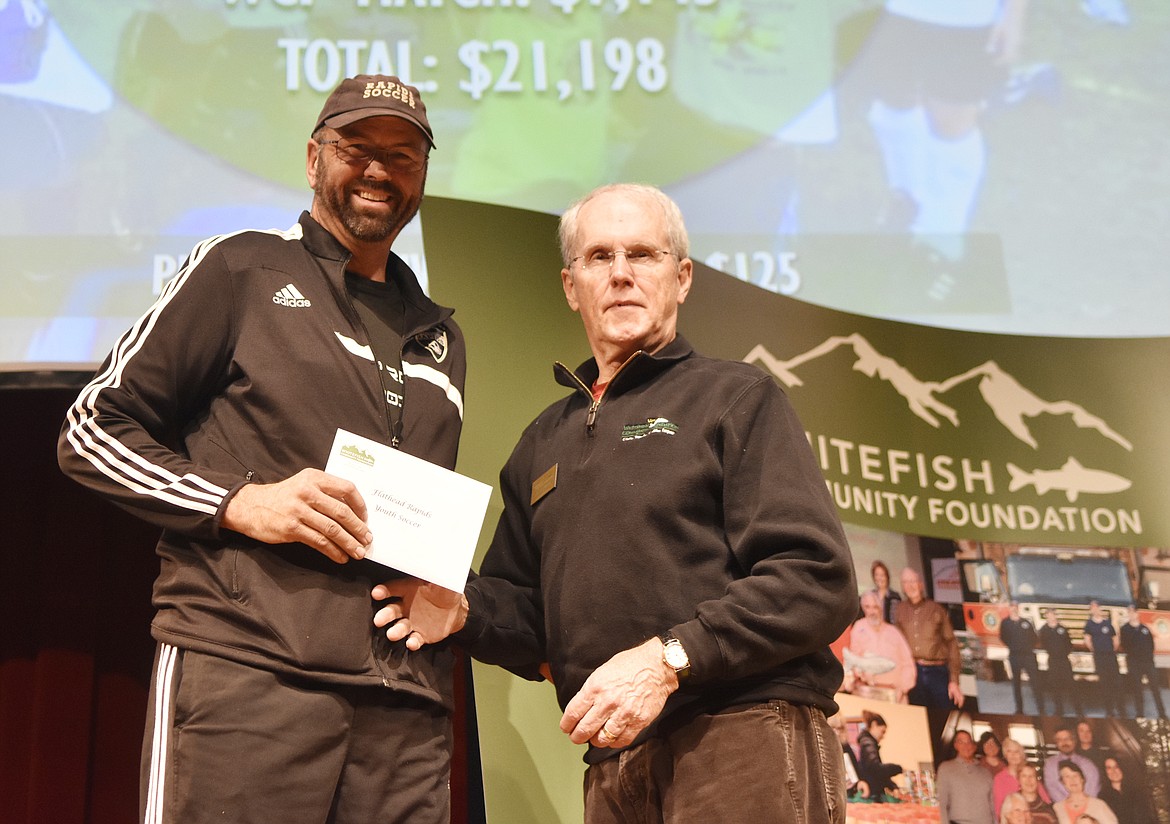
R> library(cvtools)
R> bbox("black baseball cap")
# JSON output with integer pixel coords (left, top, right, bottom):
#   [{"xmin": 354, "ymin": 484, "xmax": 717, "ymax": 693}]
[{"xmin": 313, "ymin": 75, "xmax": 434, "ymax": 147}]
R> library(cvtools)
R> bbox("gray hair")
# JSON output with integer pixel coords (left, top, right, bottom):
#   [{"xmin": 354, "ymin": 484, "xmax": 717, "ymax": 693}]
[
  {"xmin": 999, "ymin": 792, "xmax": 1027, "ymax": 824},
  {"xmin": 558, "ymin": 183, "xmax": 689, "ymax": 267}
]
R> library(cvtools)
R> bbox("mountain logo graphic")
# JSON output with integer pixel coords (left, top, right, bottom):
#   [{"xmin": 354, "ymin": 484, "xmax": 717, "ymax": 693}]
[
  {"xmin": 621, "ymin": 417, "xmax": 679, "ymax": 441},
  {"xmin": 339, "ymin": 444, "xmax": 375, "ymax": 467},
  {"xmin": 745, "ymin": 334, "xmax": 1133, "ymax": 503}
]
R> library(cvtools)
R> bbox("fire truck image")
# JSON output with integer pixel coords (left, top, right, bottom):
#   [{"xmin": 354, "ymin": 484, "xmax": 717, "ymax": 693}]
[{"xmin": 957, "ymin": 541, "xmax": 1170, "ymax": 679}]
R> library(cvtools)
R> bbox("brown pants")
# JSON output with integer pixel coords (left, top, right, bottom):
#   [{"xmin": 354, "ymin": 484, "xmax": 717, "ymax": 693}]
[{"xmin": 583, "ymin": 701, "xmax": 845, "ymax": 824}]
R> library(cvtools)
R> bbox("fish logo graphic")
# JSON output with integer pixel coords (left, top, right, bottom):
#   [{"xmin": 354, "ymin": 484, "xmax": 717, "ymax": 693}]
[
  {"xmin": 843, "ymin": 647, "xmax": 896, "ymax": 676},
  {"xmin": 1006, "ymin": 457, "xmax": 1132, "ymax": 502}
]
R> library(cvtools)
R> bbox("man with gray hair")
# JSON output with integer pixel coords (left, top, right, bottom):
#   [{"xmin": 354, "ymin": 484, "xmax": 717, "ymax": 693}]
[
  {"xmin": 845, "ymin": 590, "xmax": 917, "ymax": 702},
  {"xmin": 380, "ymin": 183, "xmax": 857, "ymax": 821},
  {"xmin": 896, "ymin": 566, "xmax": 964, "ymax": 708}
]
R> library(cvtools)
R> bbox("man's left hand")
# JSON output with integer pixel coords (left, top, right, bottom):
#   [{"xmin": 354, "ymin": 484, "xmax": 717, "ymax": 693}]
[
  {"xmin": 372, "ymin": 579, "xmax": 468, "ymax": 651},
  {"xmin": 948, "ymin": 680, "xmax": 965, "ymax": 708},
  {"xmin": 559, "ymin": 637, "xmax": 678, "ymax": 749}
]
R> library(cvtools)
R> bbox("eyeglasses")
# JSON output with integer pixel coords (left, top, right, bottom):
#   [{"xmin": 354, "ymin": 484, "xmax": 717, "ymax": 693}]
[
  {"xmin": 570, "ymin": 248, "xmax": 676, "ymax": 273},
  {"xmin": 317, "ymin": 139, "xmax": 427, "ymax": 173}
]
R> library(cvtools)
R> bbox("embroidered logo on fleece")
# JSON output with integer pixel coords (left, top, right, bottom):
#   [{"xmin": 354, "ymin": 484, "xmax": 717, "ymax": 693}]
[
  {"xmin": 417, "ymin": 329, "xmax": 448, "ymax": 364},
  {"xmin": 621, "ymin": 417, "xmax": 679, "ymax": 441},
  {"xmin": 272, "ymin": 283, "xmax": 311, "ymax": 308}
]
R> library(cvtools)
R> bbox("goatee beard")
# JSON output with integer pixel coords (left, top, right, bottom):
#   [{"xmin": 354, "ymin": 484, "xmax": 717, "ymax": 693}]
[
  {"xmin": 314, "ymin": 155, "xmax": 422, "ymax": 243},
  {"xmin": 342, "ymin": 206, "xmax": 399, "ymax": 242},
  {"xmin": 335, "ymin": 186, "xmax": 414, "ymax": 243}
]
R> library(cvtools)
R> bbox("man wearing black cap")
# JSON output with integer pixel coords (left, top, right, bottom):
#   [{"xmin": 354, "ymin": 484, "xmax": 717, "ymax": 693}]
[{"xmin": 59, "ymin": 75, "xmax": 464, "ymax": 823}]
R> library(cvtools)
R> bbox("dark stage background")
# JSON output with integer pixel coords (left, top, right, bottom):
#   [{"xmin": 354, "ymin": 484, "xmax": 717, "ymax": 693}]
[{"xmin": 0, "ymin": 388, "xmax": 479, "ymax": 824}]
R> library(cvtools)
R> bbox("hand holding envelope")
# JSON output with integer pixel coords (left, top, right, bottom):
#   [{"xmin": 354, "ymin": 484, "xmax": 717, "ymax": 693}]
[
  {"xmin": 221, "ymin": 466, "xmax": 373, "ymax": 564},
  {"xmin": 323, "ymin": 429, "xmax": 492, "ymax": 591}
]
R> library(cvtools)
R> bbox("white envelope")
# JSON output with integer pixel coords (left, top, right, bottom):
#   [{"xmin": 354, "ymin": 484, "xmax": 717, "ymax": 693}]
[{"xmin": 324, "ymin": 428, "xmax": 491, "ymax": 591}]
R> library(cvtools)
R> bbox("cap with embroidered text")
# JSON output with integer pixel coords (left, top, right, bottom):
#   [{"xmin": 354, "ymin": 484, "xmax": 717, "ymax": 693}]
[{"xmin": 313, "ymin": 75, "xmax": 435, "ymax": 147}]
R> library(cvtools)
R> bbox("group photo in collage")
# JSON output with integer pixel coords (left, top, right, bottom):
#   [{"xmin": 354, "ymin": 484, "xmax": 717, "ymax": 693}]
[{"xmin": 834, "ymin": 527, "xmax": 1170, "ymax": 823}]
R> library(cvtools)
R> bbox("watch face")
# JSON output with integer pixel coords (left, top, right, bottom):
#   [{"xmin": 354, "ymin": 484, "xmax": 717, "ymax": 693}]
[{"xmin": 664, "ymin": 642, "xmax": 689, "ymax": 669}]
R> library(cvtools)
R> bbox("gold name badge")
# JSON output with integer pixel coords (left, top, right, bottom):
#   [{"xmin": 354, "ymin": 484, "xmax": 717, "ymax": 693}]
[{"xmin": 531, "ymin": 463, "xmax": 558, "ymax": 506}]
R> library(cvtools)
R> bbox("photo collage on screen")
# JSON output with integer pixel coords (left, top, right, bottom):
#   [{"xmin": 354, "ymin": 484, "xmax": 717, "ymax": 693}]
[{"xmin": 834, "ymin": 525, "xmax": 1170, "ymax": 823}]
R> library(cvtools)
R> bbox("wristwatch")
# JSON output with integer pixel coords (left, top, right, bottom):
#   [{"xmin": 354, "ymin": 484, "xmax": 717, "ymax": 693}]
[{"xmin": 659, "ymin": 632, "xmax": 691, "ymax": 680}]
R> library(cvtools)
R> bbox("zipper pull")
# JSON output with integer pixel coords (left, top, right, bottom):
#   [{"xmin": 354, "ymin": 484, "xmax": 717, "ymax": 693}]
[
  {"xmin": 586, "ymin": 400, "xmax": 599, "ymax": 433},
  {"xmin": 391, "ymin": 435, "xmax": 400, "ymax": 448}
]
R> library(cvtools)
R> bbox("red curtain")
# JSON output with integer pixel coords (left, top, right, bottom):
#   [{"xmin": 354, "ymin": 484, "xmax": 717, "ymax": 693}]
[{"xmin": 0, "ymin": 389, "xmax": 476, "ymax": 823}]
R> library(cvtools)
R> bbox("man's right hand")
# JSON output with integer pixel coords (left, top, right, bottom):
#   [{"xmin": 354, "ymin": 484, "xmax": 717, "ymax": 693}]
[
  {"xmin": 221, "ymin": 468, "xmax": 372, "ymax": 563},
  {"xmin": 372, "ymin": 579, "xmax": 468, "ymax": 650},
  {"xmin": 947, "ymin": 680, "xmax": 966, "ymax": 709}
]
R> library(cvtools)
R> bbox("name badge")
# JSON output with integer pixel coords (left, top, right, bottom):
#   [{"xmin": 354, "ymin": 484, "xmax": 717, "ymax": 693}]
[{"xmin": 531, "ymin": 463, "xmax": 558, "ymax": 506}]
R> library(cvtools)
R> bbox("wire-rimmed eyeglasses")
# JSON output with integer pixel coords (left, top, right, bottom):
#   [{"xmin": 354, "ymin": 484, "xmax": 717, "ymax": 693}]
[
  {"xmin": 570, "ymin": 248, "xmax": 677, "ymax": 273},
  {"xmin": 317, "ymin": 138, "xmax": 427, "ymax": 173}
]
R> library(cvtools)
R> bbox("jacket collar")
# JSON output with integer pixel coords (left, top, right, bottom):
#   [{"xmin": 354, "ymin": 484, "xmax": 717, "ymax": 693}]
[
  {"xmin": 296, "ymin": 211, "xmax": 454, "ymax": 335},
  {"xmin": 297, "ymin": 210, "xmax": 351, "ymax": 264},
  {"xmin": 555, "ymin": 334, "xmax": 694, "ymax": 398}
]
